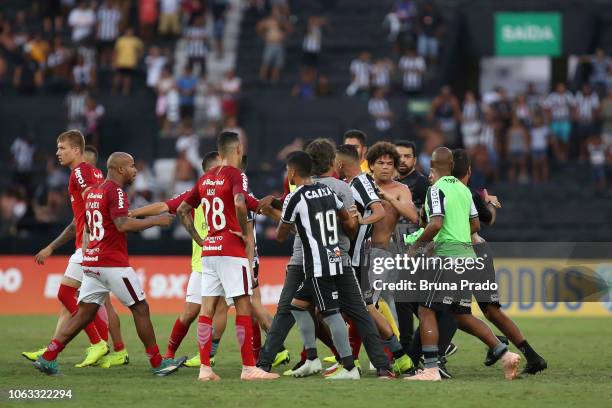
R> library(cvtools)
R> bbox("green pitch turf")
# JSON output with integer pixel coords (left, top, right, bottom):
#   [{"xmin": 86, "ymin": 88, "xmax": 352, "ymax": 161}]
[{"xmin": 1, "ymin": 315, "xmax": 611, "ymax": 407}]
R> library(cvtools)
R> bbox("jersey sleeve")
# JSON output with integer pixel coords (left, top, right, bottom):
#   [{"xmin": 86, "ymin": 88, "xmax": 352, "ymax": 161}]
[
  {"xmin": 108, "ymin": 187, "xmax": 129, "ymax": 220},
  {"xmin": 165, "ymin": 188, "xmax": 193, "ymax": 214},
  {"xmin": 354, "ymin": 177, "xmax": 381, "ymax": 209},
  {"xmin": 184, "ymin": 180, "xmax": 202, "ymax": 208},
  {"xmin": 236, "ymin": 172, "xmax": 259, "ymax": 211},
  {"xmin": 426, "ymin": 186, "xmax": 445, "ymax": 217},
  {"xmin": 333, "ymin": 192, "xmax": 345, "ymax": 211},
  {"xmin": 75, "ymin": 164, "xmax": 99, "ymax": 194},
  {"xmin": 471, "ymin": 190, "xmax": 492, "ymax": 223},
  {"xmin": 280, "ymin": 191, "xmax": 300, "ymax": 224},
  {"xmin": 469, "ymin": 195, "xmax": 479, "ymax": 219}
]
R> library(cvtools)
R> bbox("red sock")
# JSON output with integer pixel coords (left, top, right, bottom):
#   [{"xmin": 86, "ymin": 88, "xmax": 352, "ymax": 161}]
[
  {"xmin": 42, "ymin": 339, "xmax": 65, "ymax": 361},
  {"xmin": 114, "ymin": 342, "xmax": 125, "ymax": 352},
  {"xmin": 145, "ymin": 344, "xmax": 162, "ymax": 368},
  {"xmin": 57, "ymin": 284, "xmax": 101, "ymax": 344},
  {"xmin": 251, "ymin": 317, "xmax": 261, "ymax": 361},
  {"xmin": 93, "ymin": 312, "xmax": 109, "ymax": 342},
  {"xmin": 235, "ymin": 315, "xmax": 256, "ymax": 366},
  {"xmin": 197, "ymin": 316, "xmax": 213, "ymax": 366},
  {"xmin": 300, "ymin": 347, "xmax": 307, "ymax": 363},
  {"xmin": 348, "ymin": 321, "xmax": 362, "ymax": 359},
  {"xmin": 166, "ymin": 318, "xmax": 190, "ymax": 358},
  {"xmin": 384, "ymin": 346, "xmax": 393, "ymax": 362}
]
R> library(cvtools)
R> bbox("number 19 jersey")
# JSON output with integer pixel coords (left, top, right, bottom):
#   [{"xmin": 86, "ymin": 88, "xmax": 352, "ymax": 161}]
[
  {"xmin": 185, "ymin": 165, "xmax": 251, "ymax": 258},
  {"xmin": 83, "ymin": 179, "xmax": 130, "ymax": 267}
]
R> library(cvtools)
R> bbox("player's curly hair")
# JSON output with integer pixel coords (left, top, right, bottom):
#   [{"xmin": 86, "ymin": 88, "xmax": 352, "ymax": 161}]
[
  {"xmin": 366, "ymin": 141, "xmax": 400, "ymax": 169},
  {"xmin": 305, "ymin": 138, "xmax": 336, "ymax": 176}
]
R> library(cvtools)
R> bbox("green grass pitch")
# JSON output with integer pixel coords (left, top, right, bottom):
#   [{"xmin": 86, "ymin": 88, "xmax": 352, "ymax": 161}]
[{"xmin": 1, "ymin": 316, "xmax": 611, "ymax": 407}]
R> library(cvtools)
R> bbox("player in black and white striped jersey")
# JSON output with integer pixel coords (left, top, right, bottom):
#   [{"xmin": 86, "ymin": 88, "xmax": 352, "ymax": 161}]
[
  {"xmin": 277, "ymin": 151, "xmax": 395, "ymax": 380},
  {"xmin": 335, "ymin": 144, "xmax": 415, "ymax": 376},
  {"xmin": 183, "ymin": 14, "xmax": 210, "ymax": 74}
]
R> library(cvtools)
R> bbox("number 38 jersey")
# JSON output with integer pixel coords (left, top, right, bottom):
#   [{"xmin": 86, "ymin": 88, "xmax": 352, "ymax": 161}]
[
  {"xmin": 281, "ymin": 182, "xmax": 345, "ymax": 278},
  {"xmin": 185, "ymin": 165, "xmax": 256, "ymax": 258},
  {"xmin": 83, "ymin": 179, "xmax": 130, "ymax": 267}
]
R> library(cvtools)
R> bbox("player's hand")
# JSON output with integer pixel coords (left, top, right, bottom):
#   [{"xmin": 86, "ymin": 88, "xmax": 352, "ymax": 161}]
[
  {"xmin": 256, "ymin": 195, "xmax": 276, "ymax": 213},
  {"xmin": 483, "ymin": 189, "xmax": 501, "ymax": 208},
  {"xmin": 156, "ymin": 214, "xmax": 175, "ymax": 227},
  {"xmin": 229, "ymin": 230, "xmax": 247, "ymax": 243},
  {"xmin": 35, "ymin": 246, "xmax": 53, "ymax": 265}
]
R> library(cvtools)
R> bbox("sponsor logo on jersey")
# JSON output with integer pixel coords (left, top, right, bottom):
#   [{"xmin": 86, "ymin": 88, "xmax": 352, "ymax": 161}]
[
  {"xmin": 74, "ymin": 167, "xmax": 86, "ymax": 188},
  {"xmin": 117, "ymin": 188, "xmax": 125, "ymax": 209}
]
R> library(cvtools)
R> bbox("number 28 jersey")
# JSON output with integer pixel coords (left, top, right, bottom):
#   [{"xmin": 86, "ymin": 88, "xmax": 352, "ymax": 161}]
[
  {"xmin": 281, "ymin": 182, "xmax": 345, "ymax": 278},
  {"xmin": 184, "ymin": 165, "xmax": 256, "ymax": 258},
  {"xmin": 83, "ymin": 179, "xmax": 130, "ymax": 267}
]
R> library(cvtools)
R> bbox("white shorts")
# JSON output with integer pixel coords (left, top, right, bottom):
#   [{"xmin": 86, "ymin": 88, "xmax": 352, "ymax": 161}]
[
  {"xmin": 201, "ymin": 256, "xmax": 252, "ymax": 300},
  {"xmin": 78, "ymin": 266, "xmax": 146, "ymax": 307},
  {"xmin": 185, "ymin": 271, "xmax": 202, "ymax": 304},
  {"xmin": 64, "ymin": 249, "xmax": 84, "ymax": 282}
]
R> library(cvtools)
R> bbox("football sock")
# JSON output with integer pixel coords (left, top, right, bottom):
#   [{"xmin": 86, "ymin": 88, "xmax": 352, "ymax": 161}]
[
  {"xmin": 197, "ymin": 316, "xmax": 213, "ymax": 366},
  {"xmin": 290, "ymin": 308, "xmax": 318, "ymax": 351},
  {"xmin": 323, "ymin": 313, "xmax": 353, "ymax": 368},
  {"xmin": 166, "ymin": 318, "xmax": 189, "ymax": 357},
  {"xmin": 42, "ymin": 339, "xmax": 65, "ymax": 361},
  {"xmin": 423, "ymin": 345, "xmax": 438, "ymax": 369},
  {"xmin": 383, "ymin": 334, "xmax": 406, "ymax": 360},
  {"xmin": 518, "ymin": 340, "xmax": 540, "ymax": 362},
  {"xmin": 57, "ymin": 284, "xmax": 101, "ymax": 345},
  {"xmin": 145, "ymin": 344, "xmax": 162, "ymax": 368},
  {"xmin": 235, "ymin": 315, "xmax": 256, "ymax": 366}
]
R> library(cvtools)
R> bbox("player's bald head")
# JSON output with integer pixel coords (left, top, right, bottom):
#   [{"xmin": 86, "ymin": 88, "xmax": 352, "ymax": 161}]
[
  {"xmin": 107, "ymin": 152, "xmax": 133, "ymax": 169},
  {"xmin": 431, "ymin": 147, "xmax": 453, "ymax": 175}
]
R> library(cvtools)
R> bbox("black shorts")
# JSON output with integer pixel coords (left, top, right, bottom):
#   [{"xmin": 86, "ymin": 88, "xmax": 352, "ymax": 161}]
[
  {"xmin": 294, "ymin": 275, "xmax": 340, "ymax": 313},
  {"xmin": 473, "ymin": 242, "xmax": 501, "ymax": 304},
  {"xmin": 117, "ymin": 67, "xmax": 136, "ymax": 77},
  {"xmin": 419, "ymin": 301, "xmax": 472, "ymax": 315},
  {"xmin": 420, "ymin": 256, "xmax": 472, "ymax": 314}
]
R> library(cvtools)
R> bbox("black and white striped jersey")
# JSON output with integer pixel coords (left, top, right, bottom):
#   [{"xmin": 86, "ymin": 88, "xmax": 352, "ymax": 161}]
[
  {"xmin": 349, "ymin": 173, "xmax": 381, "ymax": 267},
  {"xmin": 281, "ymin": 182, "xmax": 345, "ymax": 278},
  {"xmin": 246, "ymin": 190, "xmax": 259, "ymax": 267}
]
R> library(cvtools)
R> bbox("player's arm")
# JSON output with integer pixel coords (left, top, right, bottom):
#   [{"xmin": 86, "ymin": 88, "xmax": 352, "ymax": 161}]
[
  {"xmin": 338, "ymin": 207, "xmax": 358, "ymax": 239},
  {"xmin": 246, "ymin": 220, "xmax": 255, "ymax": 269},
  {"xmin": 469, "ymin": 196, "xmax": 481, "ymax": 234},
  {"xmin": 177, "ymin": 185, "xmax": 205, "ymax": 246},
  {"xmin": 34, "ymin": 220, "xmax": 76, "ymax": 264},
  {"xmin": 114, "ymin": 215, "xmax": 174, "ymax": 232},
  {"xmin": 128, "ymin": 202, "xmax": 170, "ymax": 218},
  {"xmin": 414, "ymin": 215, "xmax": 443, "ymax": 245},
  {"xmin": 276, "ymin": 191, "xmax": 299, "ymax": 242},
  {"xmin": 359, "ymin": 201, "xmax": 385, "ymax": 225},
  {"xmin": 381, "ymin": 185, "xmax": 418, "ymax": 222},
  {"xmin": 414, "ymin": 186, "xmax": 444, "ymax": 245}
]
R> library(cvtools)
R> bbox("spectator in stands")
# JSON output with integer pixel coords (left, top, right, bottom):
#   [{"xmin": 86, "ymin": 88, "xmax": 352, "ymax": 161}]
[
  {"xmin": 525, "ymin": 82, "xmax": 543, "ymax": 114},
  {"xmin": 506, "ymin": 116, "xmax": 529, "ymax": 184},
  {"xmin": 544, "ymin": 82, "xmax": 575, "ymax": 163},
  {"xmin": 68, "ymin": 1, "xmax": 96, "ymax": 45},
  {"xmin": 301, "ymin": 16, "xmax": 325, "ymax": 75},
  {"xmin": 155, "ymin": 65, "xmax": 176, "ymax": 130},
  {"xmin": 490, "ymin": 87, "xmax": 513, "ymax": 140},
  {"xmin": 177, "ymin": 64, "xmax": 197, "ymax": 119},
  {"xmin": 416, "ymin": 1, "xmax": 442, "ymax": 63},
  {"xmin": 478, "ymin": 110, "xmax": 499, "ymax": 181},
  {"xmin": 139, "ymin": 0, "xmax": 158, "ymax": 43},
  {"xmin": 513, "ymin": 94, "xmax": 532, "ymax": 128},
  {"xmin": 10, "ymin": 136, "xmax": 36, "ymax": 192},
  {"xmin": 41, "ymin": 0, "xmax": 64, "ymax": 34},
  {"xmin": 257, "ymin": 6, "xmax": 292, "ymax": 83},
  {"xmin": 583, "ymin": 48, "xmax": 611, "ymax": 97},
  {"xmin": 429, "ymin": 85, "xmax": 460, "ymax": 146},
  {"xmin": 530, "ymin": 113, "xmax": 549, "ymax": 184},
  {"xmin": 112, "ymin": 27, "xmax": 143, "ymax": 95},
  {"xmin": 389, "ymin": 0, "xmax": 418, "ymax": 48},
  {"xmin": 159, "ymin": 0, "xmax": 182, "ymax": 37},
  {"xmin": 145, "ymin": 46, "xmax": 168, "ymax": 90},
  {"xmin": 73, "ymin": 54, "xmax": 96, "ymax": 90},
  {"xmin": 194, "ymin": 72, "xmax": 212, "ymax": 133},
  {"xmin": 0, "ymin": 186, "xmax": 28, "ymax": 237},
  {"xmin": 398, "ymin": 47, "xmax": 425, "ymax": 95},
  {"xmin": 176, "ymin": 121, "xmax": 201, "ymax": 172},
  {"xmin": 346, "ymin": 51, "xmax": 371, "ymax": 98},
  {"xmin": 46, "ymin": 36, "xmax": 72, "ymax": 92},
  {"xmin": 25, "ymin": 33, "xmax": 50, "ymax": 66},
  {"xmin": 211, "ymin": 0, "xmax": 230, "ymax": 57},
  {"xmin": 291, "ymin": 68, "xmax": 317, "ymax": 99},
  {"xmin": 368, "ymin": 87, "xmax": 393, "ymax": 139},
  {"xmin": 182, "ymin": 0, "xmax": 206, "ymax": 24},
  {"xmin": 174, "ymin": 149, "xmax": 197, "ymax": 195},
  {"xmin": 84, "ymin": 95, "xmax": 105, "ymax": 148},
  {"xmin": 574, "ymin": 83, "xmax": 600, "ymax": 162},
  {"xmin": 601, "ymin": 88, "xmax": 612, "ymax": 150},
  {"xmin": 460, "ymin": 90, "xmax": 482, "ymax": 152},
  {"xmin": 13, "ymin": 52, "xmax": 44, "ymax": 94},
  {"xmin": 587, "ymin": 134, "xmax": 608, "ymax": 189},
  {"xmin": 371, "ymin": 58, "xmax": 393, "ymax": 92},
  {"xmin": 165, "ymin": 83, "xmax": 181, "ymax": 135},
  {"xmin": 416, "ymin": 124, "xmax": 443, "ymax": 174},
  {"xmin": 220, "ymin": 69, "xmax": 241, "ymax": 119},
  {"xmin": 223, "ymin": 116, "xmax": 247, "ymax": 152},
  {"xmin": 65, "ymin": 84, "xmax": 87, "ymax": 130},
  {"xmin": 96, "ymin": 0, "xmax": 123, "ymax": 68},
  {"xmin": 183, "ymin": 14, "xmax": 210, "ymax": 75}
]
